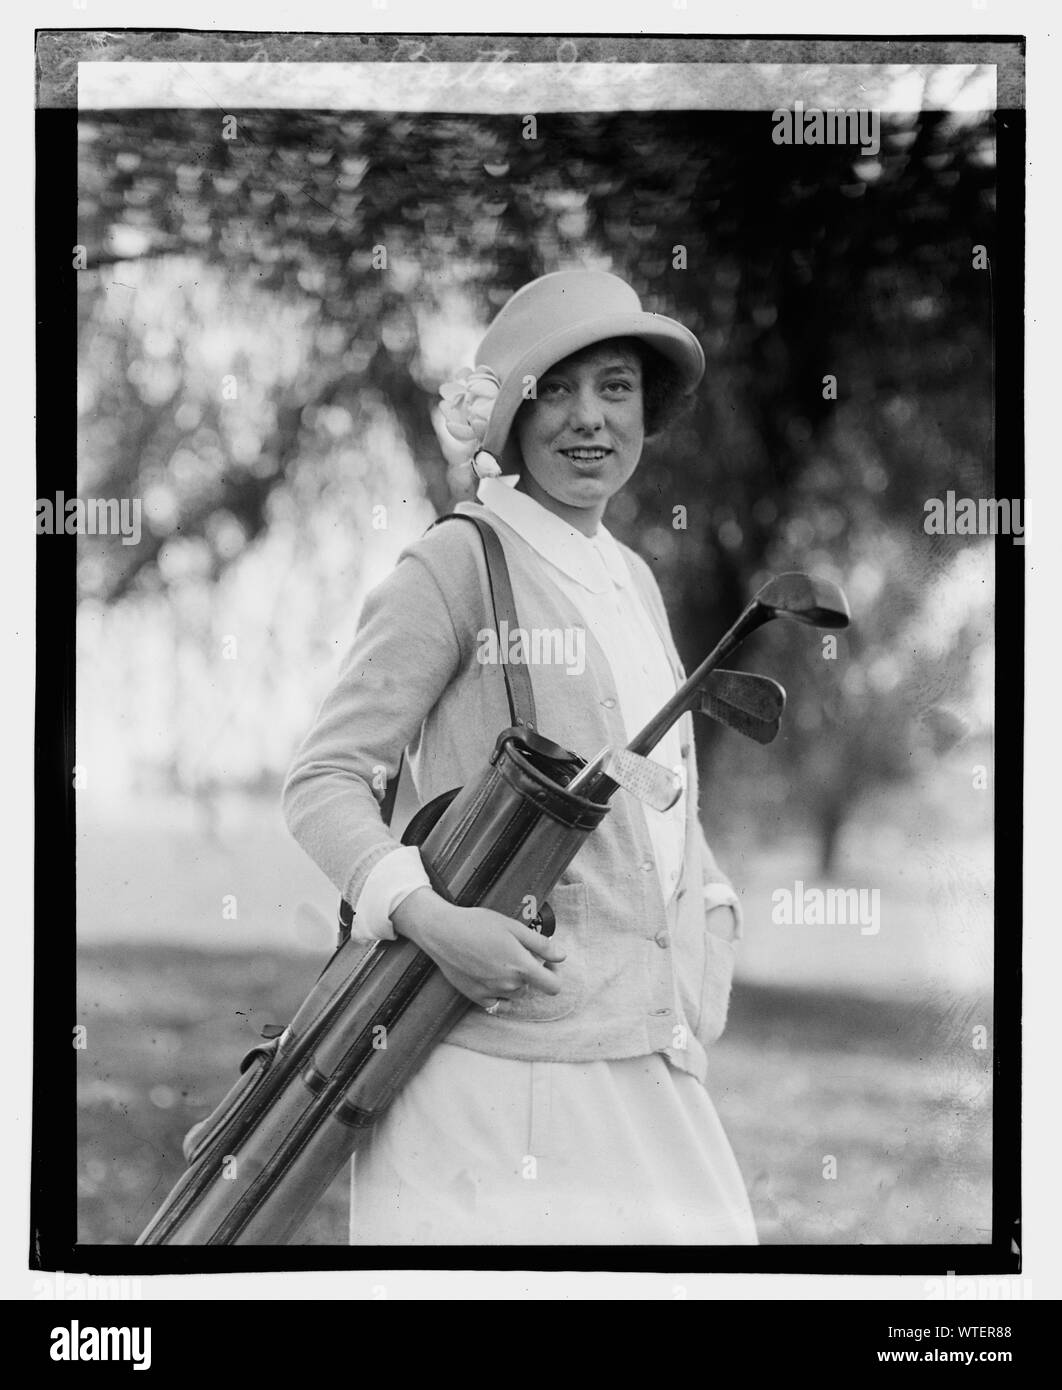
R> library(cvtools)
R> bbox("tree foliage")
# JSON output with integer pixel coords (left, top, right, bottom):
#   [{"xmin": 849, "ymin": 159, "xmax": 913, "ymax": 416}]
[{"xmin": 76, "ymin": 107, "xmax": 997, "ymax": 852}]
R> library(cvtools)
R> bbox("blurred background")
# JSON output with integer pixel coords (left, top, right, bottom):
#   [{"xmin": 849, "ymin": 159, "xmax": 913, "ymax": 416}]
[{"xmin": 75, "ymin": 94, "xmax": 996, "ymax": 1245}]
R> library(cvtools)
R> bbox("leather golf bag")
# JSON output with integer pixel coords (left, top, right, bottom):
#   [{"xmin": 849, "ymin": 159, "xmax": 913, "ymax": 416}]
[{"xmin": 138, "ymin": 512, "xmax": 610, "ymax": 1245}]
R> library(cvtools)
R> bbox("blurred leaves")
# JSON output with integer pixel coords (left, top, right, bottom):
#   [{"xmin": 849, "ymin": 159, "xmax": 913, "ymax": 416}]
[{"xmin": 77, "ymin": 108, "xmax": 997, "ymax": 846}]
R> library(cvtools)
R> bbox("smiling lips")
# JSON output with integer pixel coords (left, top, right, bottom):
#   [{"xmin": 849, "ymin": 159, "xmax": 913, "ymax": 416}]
[{"xmin": 560, "ymin": 446, "xmax": 612, "ymax": 463}]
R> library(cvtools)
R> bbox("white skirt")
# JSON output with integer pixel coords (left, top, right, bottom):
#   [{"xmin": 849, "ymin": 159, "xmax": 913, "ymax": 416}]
[{"xmin": 350, "ymin": 1044, "xmax": 758, "ymax": 1245}]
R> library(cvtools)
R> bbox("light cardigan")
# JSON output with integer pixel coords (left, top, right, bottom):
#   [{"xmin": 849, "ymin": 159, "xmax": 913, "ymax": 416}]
[
  {"xmin": 356, "ymin": 474, "xmax": 736, "ymax": 936},
  {"xmin": 281, "ymin": 493, "xmax": 742, "ymax": 1083}
]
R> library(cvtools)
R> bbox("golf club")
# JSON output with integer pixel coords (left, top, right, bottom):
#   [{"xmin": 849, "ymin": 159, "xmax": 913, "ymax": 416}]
[
  {"xmin": 604, "ymin": 748, "xmax": 683, "ymax": 811},
  {"xmin": 565, "ymin": 669, "xmax": 787, "ymax": 812},
  {"xmin": 700, "ymin": 669, "xmax": 786, "ymax": 745},
  {"xmin": 565, "ymin": 745, "xmax": 611, "ymax": 795},
  {"xmin": 628, "ymin": 573, "xmax": 848, "ymax": 758},
  {"xmin": 578, "ymin": 573, "xmax": 848, "ymax": 800},
  {"xmin": 567, "ymin": 743, "xmax": 683, "ymax": 812}
]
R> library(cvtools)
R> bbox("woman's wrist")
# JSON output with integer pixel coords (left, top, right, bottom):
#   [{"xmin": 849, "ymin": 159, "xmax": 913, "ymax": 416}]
[{"xmin": 391, "ymin": 887, "xmax": 450, "ymax": 950}]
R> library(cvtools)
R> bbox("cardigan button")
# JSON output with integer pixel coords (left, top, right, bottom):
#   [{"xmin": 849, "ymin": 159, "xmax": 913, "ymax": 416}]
[
  {"xmin": 654, "ymin": 932, "xmax": 670, "ymax": 949},
  {"xmin": 650, "ymin": 1007, "xmax": 672, "ymax": 1017},
  {"xmin": 640, "ymin": 859, "xmax": 653, "ymax": 872},
  {"xmin": 601, "ymin": 697, "xmax": 617, "ymax": 710}
]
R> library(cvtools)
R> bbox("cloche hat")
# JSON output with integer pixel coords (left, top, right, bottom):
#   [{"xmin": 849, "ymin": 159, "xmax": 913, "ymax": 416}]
[{"xmin": 438, "ymin": 270, "xmax": 705, "ymax": 477}]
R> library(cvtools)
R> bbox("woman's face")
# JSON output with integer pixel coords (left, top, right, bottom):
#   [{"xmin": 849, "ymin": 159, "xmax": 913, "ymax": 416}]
[{"xmin": 514, "ymin": 340, "xmax": 645, "ymax": 534}]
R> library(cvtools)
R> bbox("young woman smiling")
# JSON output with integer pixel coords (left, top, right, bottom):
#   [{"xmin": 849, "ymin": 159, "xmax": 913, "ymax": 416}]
[{"xmin": 282, "ymin": 270, "xmax": 757, "ymax": 1245}]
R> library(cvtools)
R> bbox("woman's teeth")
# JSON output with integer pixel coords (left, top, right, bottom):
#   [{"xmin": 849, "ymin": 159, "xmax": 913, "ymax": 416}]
[{"xmin": 562, "ymin": 448, "xmax": 609, "ymax": 460}]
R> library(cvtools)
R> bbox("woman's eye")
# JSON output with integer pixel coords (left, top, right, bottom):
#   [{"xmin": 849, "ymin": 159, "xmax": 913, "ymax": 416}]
[
  {"xmin": 603, "ymin": 379, "xmax": 634, "ymax": 394},
  {"xmin": 538, "ymin": 381, "xmax": 566, "ymax": 397}
]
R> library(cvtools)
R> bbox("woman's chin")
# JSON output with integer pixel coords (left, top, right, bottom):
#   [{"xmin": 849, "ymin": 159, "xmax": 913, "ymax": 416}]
[
  {"xmin": 556, "ymin": 465, "xmax": 622, "ymax": 498},
  {"xmin": 554, "ymin": 481, "xmax": 613, "ymax": 512},
  {"xmin": 521, "ymin": 461, "xmax": 626, "ymax": 515}
]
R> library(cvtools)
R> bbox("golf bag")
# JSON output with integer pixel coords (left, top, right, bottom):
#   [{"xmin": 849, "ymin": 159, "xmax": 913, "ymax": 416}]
[{"xmin": 137, "ymin": 512, "xmax": 611, "ymax": 1246}]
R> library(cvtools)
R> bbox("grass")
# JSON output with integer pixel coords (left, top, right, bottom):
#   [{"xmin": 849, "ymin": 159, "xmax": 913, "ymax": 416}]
[{"xmin": 77, "ymin": 944, "xmax": 992, "ymax": 1248}]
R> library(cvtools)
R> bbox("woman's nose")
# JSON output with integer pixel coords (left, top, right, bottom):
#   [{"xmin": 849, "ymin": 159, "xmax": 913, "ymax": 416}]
[{"xmin": 568, "ymin": 387, "xmax": 605, "ymax": 432}]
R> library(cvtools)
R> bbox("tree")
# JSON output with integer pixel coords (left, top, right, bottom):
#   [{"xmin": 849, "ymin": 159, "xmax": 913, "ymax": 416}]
[{"xmin": 76, "ymin": 106, "xmax": 997, "ymax": 842}]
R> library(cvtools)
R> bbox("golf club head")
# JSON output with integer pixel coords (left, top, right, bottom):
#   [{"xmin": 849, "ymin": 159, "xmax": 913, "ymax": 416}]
[
  {"xmin": 703, "ymin": 669, "xmax": 786, "ymax": 722},
  {"xmin": 755, "ymin": 573, "xmax": 851, "ymax": 629},
  {"xmin": 605, "ymin": 748, "xmax": 684, "ymax": 812},
  {"xmin": 699, "ymin": 669, "xmax": 786, "ymax": 745}
]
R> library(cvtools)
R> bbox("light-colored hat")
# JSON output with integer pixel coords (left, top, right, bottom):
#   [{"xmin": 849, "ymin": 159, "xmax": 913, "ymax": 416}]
[{"xmin": 438, "ymin": 270, "xmax": 705, "ymax": 476}]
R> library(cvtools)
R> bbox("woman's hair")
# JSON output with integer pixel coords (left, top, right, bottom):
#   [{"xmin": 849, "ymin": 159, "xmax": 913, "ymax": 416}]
[{"xmin": 626, "ymin": 339, "xmax": 695, "ymax": 439}]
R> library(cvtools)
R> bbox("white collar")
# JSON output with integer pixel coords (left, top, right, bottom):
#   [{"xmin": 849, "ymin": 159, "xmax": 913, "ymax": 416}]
[{"xmin": 476, "ymin": 474, "xmax": 631, "ymax": 594}]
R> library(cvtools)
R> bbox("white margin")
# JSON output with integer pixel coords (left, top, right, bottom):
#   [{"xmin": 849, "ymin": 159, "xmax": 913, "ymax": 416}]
[{"xmin": 2, "ymin": 0, "xmax": 1053, "ymax": 1305}]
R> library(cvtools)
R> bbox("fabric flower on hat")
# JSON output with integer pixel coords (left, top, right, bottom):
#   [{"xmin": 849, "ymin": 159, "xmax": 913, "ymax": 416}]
[{"xmin": 438, "ymin": 365, "xmax": 503, "ymax": 476}]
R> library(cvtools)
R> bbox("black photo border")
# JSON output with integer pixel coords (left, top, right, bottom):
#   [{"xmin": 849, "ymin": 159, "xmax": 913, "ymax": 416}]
[{"xmin": 34, "ymin": 28, "xmax": 1024, "ymax": 1276}]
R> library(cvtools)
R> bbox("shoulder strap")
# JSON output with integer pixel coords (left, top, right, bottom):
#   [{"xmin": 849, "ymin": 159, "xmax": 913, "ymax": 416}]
[
  {"xmin": 377, "ymin": 508, "xmax": 536, "ymax": 826},
  {"xmin": 431, "ymin": 510, "xmax": 537, "ymax": 733},
  {"xmin": 338, "ymin": 506, "xmax": 532, "ymax": 942}
]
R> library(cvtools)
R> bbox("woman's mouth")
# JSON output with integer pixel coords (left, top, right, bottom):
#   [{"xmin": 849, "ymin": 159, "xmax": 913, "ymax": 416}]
[{"xmin": 559, "ymin": 447, "xmax": 612, "ymax": 464}]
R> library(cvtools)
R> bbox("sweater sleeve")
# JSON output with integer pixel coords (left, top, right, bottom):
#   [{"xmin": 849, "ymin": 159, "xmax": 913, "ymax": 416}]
[
  {"xmin": 281, "ymin": 541, "xmax": 469, "ymax": 914},
  {"xmin": 699, "ymin": 825, "xmax": 743, "ymax": 941},
  {"xmin": 351, "ymin": 845, "xmax": 433, "ymax": 943}
]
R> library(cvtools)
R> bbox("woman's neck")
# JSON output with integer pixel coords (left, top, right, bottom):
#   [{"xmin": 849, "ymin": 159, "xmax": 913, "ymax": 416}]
[{"xmin": 513, "ymin": 472, "xmax": 604, "ymax": 538}]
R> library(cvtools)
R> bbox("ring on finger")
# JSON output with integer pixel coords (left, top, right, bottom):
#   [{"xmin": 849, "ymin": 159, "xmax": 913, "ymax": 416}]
[{"xmin": 483, "ymin": 998, "xmax": 503, "ymax": 1015}]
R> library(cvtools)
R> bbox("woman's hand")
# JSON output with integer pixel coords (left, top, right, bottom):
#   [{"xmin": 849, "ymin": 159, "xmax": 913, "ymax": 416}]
[
  {"xmin": 705, "ymin": 903, "xmax": 738, "ymax": 941},
  {"xmin": 391, "ymin": 888, "xmax": 566, "ymax": 1010}
]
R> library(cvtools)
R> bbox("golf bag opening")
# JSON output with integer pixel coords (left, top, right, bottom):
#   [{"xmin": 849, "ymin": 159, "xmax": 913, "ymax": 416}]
[{"xmin": 489, "ymin": 726, "xmax": 608, "ymax": 826}]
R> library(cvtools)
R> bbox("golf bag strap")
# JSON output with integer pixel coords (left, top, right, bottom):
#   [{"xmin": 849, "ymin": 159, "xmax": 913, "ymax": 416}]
[
  {"xmin": 433, "ymin": 509, "xmax": 538, "ymax": 733},
  {"xmin": 337, "ymin": 508, "xmax": 534, "ymax": 942}
]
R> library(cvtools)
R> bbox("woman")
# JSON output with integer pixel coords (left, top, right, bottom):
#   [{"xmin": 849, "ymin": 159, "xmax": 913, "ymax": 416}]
[{"xmin": 282, "ymin": 270, "xmax": 757, "ymax": 1245}]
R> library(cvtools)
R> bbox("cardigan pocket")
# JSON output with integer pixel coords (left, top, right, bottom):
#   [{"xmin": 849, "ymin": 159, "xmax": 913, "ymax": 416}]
[
  {"xmin": 500, "ymin": 880, "xmax": 590, "ymax": 1023},
  {"xmin": 694, "ymin": 931, "xmax": 737, "ymax": 1047}
]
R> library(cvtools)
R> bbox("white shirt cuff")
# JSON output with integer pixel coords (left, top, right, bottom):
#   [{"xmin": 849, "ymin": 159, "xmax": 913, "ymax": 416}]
[
  {"xmin": 702, "ymin": 882, "xmax": 743, "ymax": 941},
  {"xmin": 350, "ymin": 845, "xmax": 432, "ymax": 943}
]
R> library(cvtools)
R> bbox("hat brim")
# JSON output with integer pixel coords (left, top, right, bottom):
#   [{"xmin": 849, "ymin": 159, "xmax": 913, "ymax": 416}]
[{"xmin": 481, "ymin": 310, "xmax": 705, "ymax": 464}]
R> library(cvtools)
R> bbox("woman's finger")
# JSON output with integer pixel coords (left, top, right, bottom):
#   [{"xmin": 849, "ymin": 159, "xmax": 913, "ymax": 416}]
[
  {"xmin": 516, "ymin": 958, "xmax": 563, "ymax": 996},
  {"xmin": 510, "ymin": 921, "xmax": 566, "ymax": 963}
]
